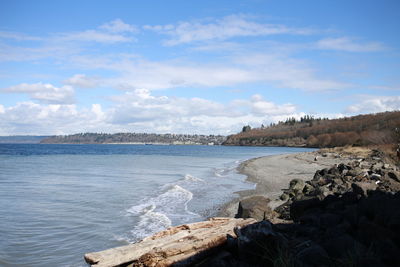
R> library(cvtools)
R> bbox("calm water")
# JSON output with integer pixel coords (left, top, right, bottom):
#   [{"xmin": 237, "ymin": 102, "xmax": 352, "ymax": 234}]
[{"xmin": 0, "ymin": 144, "xmax": 313, "ymax": 266}]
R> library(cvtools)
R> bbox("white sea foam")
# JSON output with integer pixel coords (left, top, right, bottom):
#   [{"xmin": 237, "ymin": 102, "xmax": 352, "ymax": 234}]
[
  {"xmin": 214, "ymin": 161, "xmax": 241, "ymax": 177},
  {"xmin": 214, "ymin": 167, "xmax": 233, "ymax": 177},
  {"xmin": 183, "ymin": 174, "xmax": 204, "ymax": 182},
  {"xmin": 127, "ymin": 184, "xmax": 199, "ymax": 241},
  {"xmin": 130, "ymin": 205, "xmax": 172, "ymax": 241}
]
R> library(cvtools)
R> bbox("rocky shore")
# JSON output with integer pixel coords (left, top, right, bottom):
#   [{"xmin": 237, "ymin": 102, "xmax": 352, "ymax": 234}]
[
  {"xmin": 84, "ymin": 147, "xmax": 400, "ymax": 266},
  {"xmin": 218, "ymin": 149, "xmax": 352, "ymax": 218},
  {"xmin": 225, "ymin": 147, "xmax": 400, "ymax": 266}
]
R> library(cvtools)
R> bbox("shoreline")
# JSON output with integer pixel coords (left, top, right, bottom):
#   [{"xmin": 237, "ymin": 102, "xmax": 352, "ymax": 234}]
[
  {"xmin": 217, "ymin": 150, "xmax": 352, "ymax": 217},
  {"xmin": 84, "ymin": 146, "xmax": 400, "ymax": 266}
]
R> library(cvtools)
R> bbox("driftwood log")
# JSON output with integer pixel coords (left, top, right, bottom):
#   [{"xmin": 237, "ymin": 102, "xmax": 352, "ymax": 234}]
[{"xmin": 84, "ymin": 217, "xmax": 256, "ymax": 267}]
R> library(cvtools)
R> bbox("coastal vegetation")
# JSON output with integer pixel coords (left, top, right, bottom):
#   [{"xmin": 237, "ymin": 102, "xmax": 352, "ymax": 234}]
[
  {"xmin": 0, "ymin": 135, "xmax": 49, "ymax": 144},
  {"xmin": 40, "ymin": 132, "xmax": 226, "ymax": 145},
  {"xmin": 224, "ymin": 111, "xmax": 400, "ymax": 148}
]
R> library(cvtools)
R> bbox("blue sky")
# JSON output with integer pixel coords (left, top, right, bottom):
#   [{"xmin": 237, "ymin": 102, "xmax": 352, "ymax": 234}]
[{"xmin": 0, "ymin": 0, "xmax": 399, "ymax": 135}]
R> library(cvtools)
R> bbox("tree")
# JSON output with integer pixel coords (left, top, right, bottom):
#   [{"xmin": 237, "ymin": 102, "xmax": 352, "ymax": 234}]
[{"xmin": 242, "ymin": 125, "xmax": 252, "ymax": 132}]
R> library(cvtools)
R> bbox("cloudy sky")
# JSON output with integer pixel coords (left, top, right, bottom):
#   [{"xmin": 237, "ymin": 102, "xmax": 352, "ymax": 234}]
[{"xmin": 0, "ymin": 0, "xmax": 399, "ymax": 135}]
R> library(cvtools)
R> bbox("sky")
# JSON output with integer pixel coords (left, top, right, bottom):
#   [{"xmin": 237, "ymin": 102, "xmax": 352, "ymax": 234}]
[{"xmin": 0, "ymin": 0, "xmax": 399, "ymax": 135}]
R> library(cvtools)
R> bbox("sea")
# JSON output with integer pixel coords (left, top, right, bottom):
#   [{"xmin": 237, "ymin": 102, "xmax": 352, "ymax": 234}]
[{"xmin": 0, "ymin": 144, "xmax": 313, "ymax": 266}]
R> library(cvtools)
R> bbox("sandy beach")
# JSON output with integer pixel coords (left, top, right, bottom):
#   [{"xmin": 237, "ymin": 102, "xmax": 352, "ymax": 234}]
[{"xmin": 218, "ymin": 150, "xmax": 351, "ymax": 217}]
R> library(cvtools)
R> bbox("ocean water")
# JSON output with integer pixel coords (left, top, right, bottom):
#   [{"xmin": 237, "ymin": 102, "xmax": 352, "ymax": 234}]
[{"xmin": 0, "ymin": 144, "xmax": 313, "ymax": 266}]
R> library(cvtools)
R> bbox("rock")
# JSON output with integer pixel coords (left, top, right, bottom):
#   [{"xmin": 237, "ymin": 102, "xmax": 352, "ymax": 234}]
[
  {"xmin": 360, "ymin": 161, "xmax": 371, "ymax": 169},
  {"xmin": 236, "ymin": 196, "xmax": 272, "ymax": 221},
  {"xmin": 347, "ymin": 167, "xmax": 363, "ymax": 177},
  {"xmin": 319, "ymin": 213, "xmax": 342, "ymax": 228},
  {"xmin": 351, "ymin": 182, "xmax": 378, "ymax": 197},
  {"xmin": 315, "ymin": 185, "xmax": 332, "ymax": 198},
  {"xmin": 294, "ymin": 244, "xmax": 330, "ymax": 266},
  {"xmin": 289, "ymin": 178, "xmax": 305, "ymax": 193},
  {"xmin": 322, "ymin": 234, "xmax": 365, "ymax": 259},
  {"xmin": 290, "ymin": 198, "xmax": 321, "ymax": 221},
  {"xmin": 383, "ymin": 163, "xmax": 390, "ymax": 169},
  {"xmin": 370, "ymin": 173, "xmax": 382, "ymax": 180},
  {"xmin": 332, "ymin": 178, "xmax": 344, "ymax": 186},
  {"xmin": 280, "ymin": 193, "xmax": 289, "ymax": 201},
  {"xmin": 233, "ymin": 221, "xmax": 288, "ymax": 266},
  {"xmin": 387, "ymin": 171, "xmax": 400, "ymax": 183},
  {"xmin": 337, "ymin": 163, "xmax": 350, "ymax": 173},
  {"xmin": 303, "ymin": 183, "xmax": 315, "ymax": 195},
  {"xmin": 328, "ymin": 166, "xmax": 341, "ymax": 176},
  {"xmin": 84, "ymin": 217, "xmax": 256, "ymax": 267}
]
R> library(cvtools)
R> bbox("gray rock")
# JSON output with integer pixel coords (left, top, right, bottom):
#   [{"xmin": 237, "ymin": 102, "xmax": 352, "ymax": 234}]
[
  {"xmin": 387, "ymin": 171, "xmax": 400, "ymax": 183},
  {"xmin": 236, "ymin": 196, "xmax": 272, "ymax": 221},
  {"xmin": 303, "ymin": 183, "xmax": 315, "ymax": 194},
  {"xmin": 351, "ymin": 182, "xmax": 378, "ymax": 197},
  {"xmin": 290, "ymin": 198, "xmax": 321, "ymax": 221},
  {"xmin": 370, "ymin": 173, "xmax": 382, "ymax": 180},
  {"xmin": 280, "ymin": 193, "xmax": 289, "ymax": 201},
  {"xmin": 348, "ymin": 167, "xmax": 363, "ymax": 176},
  {"xmin": 383, "ymin": 163, "xmax": 390, "ymax": 169},
  {"xmin": 289, "ymin": 178, "xmax": 305, "ymax": 193}
]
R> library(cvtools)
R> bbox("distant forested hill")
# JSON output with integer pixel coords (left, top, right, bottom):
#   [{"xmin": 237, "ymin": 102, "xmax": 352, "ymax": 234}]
[
  {"xmin": 223, "ymin": 111, "xmax": 400, "ymax": 147},
  {"xmin": 0, "ymin": 136, "xmax": 50, "ymax": 144},
  {"xmin": 41, "ymin": 132, "xmax": 226, "ymax": 145}
]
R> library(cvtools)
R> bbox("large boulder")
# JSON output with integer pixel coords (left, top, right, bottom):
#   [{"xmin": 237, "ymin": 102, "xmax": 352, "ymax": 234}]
[{"xmin": 236, "ymin": 196, "xmax": 273, "ymax": 221}]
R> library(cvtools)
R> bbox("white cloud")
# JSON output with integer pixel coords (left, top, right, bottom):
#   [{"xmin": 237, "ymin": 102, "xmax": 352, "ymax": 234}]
[
  {"xmin": 233, "ymin": 54, "xmax": 349, "ymax": 91},
  {"xmin": 0, "ymin": 102, "xmax": 112, "ymax": 135},
  {"xmin": 63, "ymin": 74, "xmax": 99, "ymax": 88},
  {"xmin": 316, "ymin": 37, "xmax": 385, "ymax": 52},
  {"xmin": 3, "ymin": 83, "xmax": 75, "ymax": 104},
  {"xmin": 59, "ymin": 30, "xmax": 133, "ymax": 43},
  {"xmin": 0, "ymin": 19, "xmax": 138, "ymax": 62},
  {"xmin": 107, "ymin": 89, "xmax": 300, "ymax": 134},
  {"xmin": 145, "ymin": 14, "xmax": 313, "ymax": 46},
  {"xmin": 100, "ymin": 19, "xmax": 138, "ymax": 33},
  {"xmin": 346, "ymin": 96, "xmax": 400, "ymax": 114},
  {"xmin": 109, "ymin": 89, "xmax": 233, "ymax": 124},
  {"xmin": 0, "ymin": 31, "xmax": 42, "ymax": 41},
  {"xmin": 0, "ymin": 89, "xmax": 302, "ymax": 135},
  {"xmin": 58, "ymin": 19, "xmax": 137, "ymax": 44},
  {"xmin": 250, "ymin": 94, "xmax": 297, "ymax": 115},
  {"xmin": 367, "ymin": 85, "xmax": 400, "ymax": 91},
  {"xmin": 0, "ymin": 42, "xmax": 80, "ymax": 62},
  {"xmin": 0, "ymin": 88, "xmax": 352, "ymax": 135},
  {"xmin": 70, "ymin": 52, "xmax": 347, "ymax": 92}
]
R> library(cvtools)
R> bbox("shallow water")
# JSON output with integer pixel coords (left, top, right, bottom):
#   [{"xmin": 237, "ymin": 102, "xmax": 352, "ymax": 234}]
[{"xmin": 0, "ymin": 144, "xmax": 313, "ymax": 266}]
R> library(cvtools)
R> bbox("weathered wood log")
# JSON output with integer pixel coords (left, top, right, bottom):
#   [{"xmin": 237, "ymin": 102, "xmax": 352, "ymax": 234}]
[{"xmin": 84, "ymin": 217, "xmax": 256, "ymax": 267}]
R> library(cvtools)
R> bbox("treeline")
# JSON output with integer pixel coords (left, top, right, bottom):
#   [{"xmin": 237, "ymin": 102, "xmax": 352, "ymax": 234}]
[
  {"xmin": 41, "ymin": 132, "xmax": 226, "ymax": 145},
  {"xmin": 0, "ymin": 135, "xmax": 50, "ymax": 144},
  {"xmin": 223, "ymin": 111, "xmax": 400, "ymax": 148}
]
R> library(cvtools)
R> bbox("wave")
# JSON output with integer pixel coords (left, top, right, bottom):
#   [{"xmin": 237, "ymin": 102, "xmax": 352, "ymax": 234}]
[
  {"xmin": 126, "ymin": 185, "xmax": 199, "ymax": 242},
  {"xmin": 213, "ymin": 159, "xmax": 243, "ymax": 178},
  {"xmin": 130, "ymin": 205, "xmax": 172, "ymax": 241},
  {"xmin": 214, "ymin": 166, "xmax": 236, "ymax": 177},
  {"xmin": 183, "ymin": 174, "xmax": 204, "ymax": 182}
]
